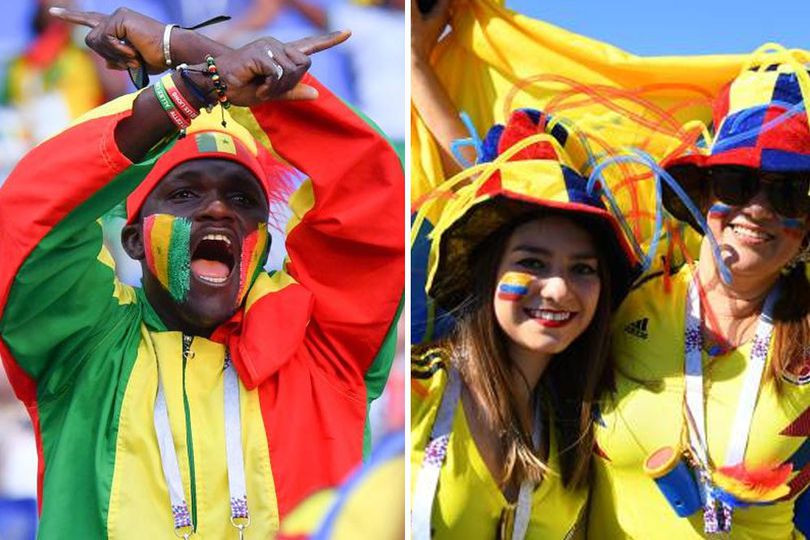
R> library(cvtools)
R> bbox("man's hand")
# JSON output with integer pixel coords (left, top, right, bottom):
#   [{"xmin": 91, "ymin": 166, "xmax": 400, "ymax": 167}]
[
  {"xmin": 212, "ymin": 31, "xmax": 350, "ymax": 105},
  {"xmin": 51, "ymin": 5, "xmax": 350, "ymax": 103},
  {"xmin": 50, "ymin": 7, "xmax": 166, "ymax": 72}
]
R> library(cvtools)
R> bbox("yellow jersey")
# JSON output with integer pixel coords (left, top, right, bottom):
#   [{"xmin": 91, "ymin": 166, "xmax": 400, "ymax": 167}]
[
  {"xmin": 589, "ymin": 266, "xmax": 810, "ymax": 539},
  {"xmin": 412, "ymin": 347, "xmax": 587, "ymax": 539}
]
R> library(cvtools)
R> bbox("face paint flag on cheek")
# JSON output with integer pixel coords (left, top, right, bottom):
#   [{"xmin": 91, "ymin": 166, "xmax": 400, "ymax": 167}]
[
  {"xmin": 708, "ymin": 203, "xmax": 733, "ymax": 219},
  {"xmin": 236, "ymin": 223, "xmax": 269, "ymax": 306},
  {"xmin": 497, "ymin": 271, "xmax": 534, "ymax": 301},
  {"xmin": 143, "ymin": 214, "xmax": 192, "ymax": 303},
  {"xmin": 780, "ymin": 216, "xmax": 806, "ymax": 239}
]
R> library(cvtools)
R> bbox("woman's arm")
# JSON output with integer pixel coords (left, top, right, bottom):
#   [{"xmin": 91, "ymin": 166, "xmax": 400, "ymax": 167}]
[{"xmin": 411, "ymin": 0, "xmax": 473, "ymax": 176}]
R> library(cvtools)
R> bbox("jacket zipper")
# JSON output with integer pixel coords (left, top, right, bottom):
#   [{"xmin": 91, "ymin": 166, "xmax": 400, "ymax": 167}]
[{"xmin": 181, "ymin": 334, "xmax": 198, "ymax": 531}]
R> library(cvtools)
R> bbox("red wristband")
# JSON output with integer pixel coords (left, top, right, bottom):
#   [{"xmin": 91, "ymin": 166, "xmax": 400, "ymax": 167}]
[{"xmin": 162, "ymin": 73, "xmax": 200, "ymax": 121}]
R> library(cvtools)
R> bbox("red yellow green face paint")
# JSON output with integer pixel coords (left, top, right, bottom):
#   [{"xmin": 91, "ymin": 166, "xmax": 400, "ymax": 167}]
[
  {"xmin": 236, "ymin": 223, "xmax": 269, "ymax": 306},
  {"xmin": 497, "ymin": 271, "xmax": 534, "ymax": 301},
  {"xmin": 143, "ymin": 213, "xmax": 192, "ymax": 303}
]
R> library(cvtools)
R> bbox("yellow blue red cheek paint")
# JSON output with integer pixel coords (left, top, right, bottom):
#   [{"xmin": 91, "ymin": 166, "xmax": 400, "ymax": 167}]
[
  {"xmin": 143, "ymin": 213, "xmax": 192, "ymax": 303},
  {"xmin": 710, "ymin": 203, "xmax": 806, "ymax": 238},
  {"xmin": 779, "ymin": 216, "xmax": 805, "ymax": 239},
  {"xmin": 497, "ymin": 271, "xmax": 534, "ymax": 301},
  {"xmin": 708, "ymin": 203, "xmax": 733, "ymax": 219}
]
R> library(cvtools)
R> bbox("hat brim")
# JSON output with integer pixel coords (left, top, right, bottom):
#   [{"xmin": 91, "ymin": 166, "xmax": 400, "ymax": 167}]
[{"xmin": 428, "ymin": 193, "xmax": 638, "ymax": 313}]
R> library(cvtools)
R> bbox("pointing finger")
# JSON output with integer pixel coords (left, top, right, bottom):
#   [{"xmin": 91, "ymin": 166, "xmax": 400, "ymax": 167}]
[
  {"xmin": 48, "ymin": 7, "xmax": 105, "ymax": 29},
  {"xmin": 289, "ymin": 30, "xmax": 350, "ymax": 56}
]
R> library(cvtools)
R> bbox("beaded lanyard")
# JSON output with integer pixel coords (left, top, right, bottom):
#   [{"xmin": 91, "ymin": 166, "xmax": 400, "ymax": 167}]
[
  {"xmin": 683, "ymin": 278, "xmax": 779, "ymax": 533},
  {"xmin": 412, "ymin": 366, "xmax": 541, "ymax": 540},
  {"xmin": 153, "ymin": 335, "xmax": 250, "ymax": 538}
]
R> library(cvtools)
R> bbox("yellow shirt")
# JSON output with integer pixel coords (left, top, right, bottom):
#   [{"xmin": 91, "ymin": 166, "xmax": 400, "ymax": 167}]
[
  {"xmin": 589, "ymin": 266, "xmax": 810, "ymax": 539},
  {"xmin": 412, "ymin": 348, "xmax": 587, "ymax": 539}
]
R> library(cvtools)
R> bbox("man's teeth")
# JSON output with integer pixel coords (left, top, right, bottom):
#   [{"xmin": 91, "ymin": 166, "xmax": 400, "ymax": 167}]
[
  {"xmin": 202, "ymin": 233, "xmax": 231, "ymax": 246},
  {"xmin": 730, "ymin": 224, "xmax": 771, "ymax": 241},
  {"xmin": 528, "ymin": 310, "xmax": 573, "ymax": 321},
  {"xmin": 197, "ymin": 275, "xmax": 228, "ymax": 284}
]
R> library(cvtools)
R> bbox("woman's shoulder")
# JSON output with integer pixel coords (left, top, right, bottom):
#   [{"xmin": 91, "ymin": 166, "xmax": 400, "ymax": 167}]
[
  {"xmin": 412, "ymin": 342, "xmax": 452, "ymax": 376},
  {"xmin": 411, "ymin": 343, "xmax": 453, "ymax": 425},
  {"xmin": 411, "ymin": 344, "xmax": 455, "ymax": 453},
  {"xmin": 610, "ymin": 265, "xmax": 692, "ymax": 377},
  {"xmin": 620, "ymin": 264, "xmax": 690, "ymax": 311},
  {"xmin": 412, "ymin": 343, "xmax": 451, "ymax": 389}
]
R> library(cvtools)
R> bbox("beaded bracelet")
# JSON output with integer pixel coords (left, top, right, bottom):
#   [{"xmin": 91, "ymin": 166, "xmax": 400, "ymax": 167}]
[
  {"xmin": 205, "ymin": 55, "xmax": 231, "ymax": 110},
  {"xmin": 175, "ymin": 61, "xmax": 229, "ymax": 127},
  {"xmin": 161, "ymin": 73, "xmax": 199, "ymax": 121},
  {"xmin": 153, "ymin": 78, "xmax": 190, "ymax": 131}
]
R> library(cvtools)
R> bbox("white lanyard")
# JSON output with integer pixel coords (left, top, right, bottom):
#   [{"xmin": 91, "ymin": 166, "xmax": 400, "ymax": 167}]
[
  {"xmin": 412, "ymin": 366, "xmax": 541, "ymax": 540},
  {"xmin": 683, "ymin": 278, "xmax": 779, "ymax": 533},
  {"xmin": 153, "ymin": 335, "xmax": 250, "ymax": 538}
]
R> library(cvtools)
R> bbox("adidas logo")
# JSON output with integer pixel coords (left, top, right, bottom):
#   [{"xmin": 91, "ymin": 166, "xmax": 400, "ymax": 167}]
[{"xmin": 624, "ymin": 317, "xmax": 649, "ymax": 339}]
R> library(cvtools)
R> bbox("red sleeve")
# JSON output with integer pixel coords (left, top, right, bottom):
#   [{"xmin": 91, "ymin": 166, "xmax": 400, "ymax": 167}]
[{"xmin": 249, "ymin": 75, "xmax": 404, "ymax": 391}]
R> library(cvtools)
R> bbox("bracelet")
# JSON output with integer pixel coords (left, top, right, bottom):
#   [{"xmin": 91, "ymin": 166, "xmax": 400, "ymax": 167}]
[
  {"xmin": 176, "ymin": 63, "xmax": 212, "ymax": 110},
  {"xmin": 153, "ymin": 79, "xmax": 190, "ymax": 130},
  {"xmin": 205, "ymin": 55, "xmax": 231, "ymax": 110},
  {"xmin": 163, "ymin": 24, "xmax": 178, "ymax": 67},
  {"xmin": 173, "ymin": 58, "xmax": 230, "ymax": 127},
  {"xmin": 162, "ymin": 73, "xmax": 199, "ymax": 121}
]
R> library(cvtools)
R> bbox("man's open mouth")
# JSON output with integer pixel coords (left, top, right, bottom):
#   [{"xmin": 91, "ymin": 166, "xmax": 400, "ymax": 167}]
[{"xmin": 190, "ymin": 233, "xmax": 236, "ymax": 284}]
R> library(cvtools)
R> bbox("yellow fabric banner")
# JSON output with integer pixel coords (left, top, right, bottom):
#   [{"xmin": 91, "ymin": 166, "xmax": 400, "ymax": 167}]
[{"xmin": 412, "ymin": 0, "xmax": 750, "ymax": 199}]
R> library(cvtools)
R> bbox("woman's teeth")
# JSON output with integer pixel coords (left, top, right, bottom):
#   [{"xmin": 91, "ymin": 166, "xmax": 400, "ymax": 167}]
[
  {"xmin": 730, "ymin": 224, "xmax": 772, "ymax": 241},
  {"xmin": 527, "ymin": 309, "xmax": 573, "ymax": 321}
]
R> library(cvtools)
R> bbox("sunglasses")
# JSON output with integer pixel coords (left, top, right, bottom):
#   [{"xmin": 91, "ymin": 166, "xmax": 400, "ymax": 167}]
[
  {"xmin": 709, "ymin": 166, "xmax": 810, "ymax": 218},
  {"xmin": 662, "ymin": 164, "xmax": 810, "ymax": 231}
]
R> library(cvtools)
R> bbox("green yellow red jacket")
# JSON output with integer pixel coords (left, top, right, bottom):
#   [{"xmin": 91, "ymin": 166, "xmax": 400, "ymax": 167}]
[{"xmin": 0, "ymin": 76, "xmax": 404, "ymax": 539}]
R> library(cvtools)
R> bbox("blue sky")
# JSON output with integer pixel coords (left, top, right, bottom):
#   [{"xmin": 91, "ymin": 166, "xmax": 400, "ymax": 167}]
[{"xmin": 506, "ymin": 1, "xmax": 810, "ymax": 56}]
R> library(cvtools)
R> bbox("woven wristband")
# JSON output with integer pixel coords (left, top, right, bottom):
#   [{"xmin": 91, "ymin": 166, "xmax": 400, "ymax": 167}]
[
  {"xmin": 162, "ymin": 73, "xmax": 200, "ymax": 120},
  {"xmin": 154, "ymin": 79, "xmax": 190, "ymax": 129}
]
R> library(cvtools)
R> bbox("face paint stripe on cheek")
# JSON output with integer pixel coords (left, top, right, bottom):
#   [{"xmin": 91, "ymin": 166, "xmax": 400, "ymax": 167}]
[
  {"xmin": 780, "ymin": 216, "xmax": 806, "ymax": 239},
  {"xmin": 148, "ymin": 214, "xmax": 174, "ymax": 288},
  {"xmin": 143, "ymin": 215, "xmax": 158, "ymax": 279},
  {"xmin": 237, "ymin": 223, "xmax": 269, "ymax": 306},
  {"xmin": 708, "ymin": 202, "xmax": 733, "ymax": 219},
  {"xmin": 497, "ymin": 271, "xmax": 533, "ymax": 301},
  {"xmin": 144, "ymin": 214, "xmax": 192, "ymax": 303},
  {"xmin": 167, "ymin": 216, "xmax": 192, "ymax": 303}
]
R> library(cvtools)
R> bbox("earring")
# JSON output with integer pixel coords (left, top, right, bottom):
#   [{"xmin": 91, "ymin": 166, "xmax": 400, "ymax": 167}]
[{"xmin": 784, "ymin": 240, "xmax": 810, "ymax": 274}]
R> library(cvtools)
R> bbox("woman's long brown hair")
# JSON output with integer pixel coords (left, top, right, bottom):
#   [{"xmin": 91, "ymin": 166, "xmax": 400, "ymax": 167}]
[
  {"xmin": 771, "ymin": 263, "xmax": 810, "ymax": 385},
  {"xmin": 448, "ymin": 210, "xmax": 615, "ymax": 490}
]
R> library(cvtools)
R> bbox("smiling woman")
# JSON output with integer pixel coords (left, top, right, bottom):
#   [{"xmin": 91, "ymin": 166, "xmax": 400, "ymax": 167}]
[
  {"xmin": 493, "ymin": 218, "xmax": 603, "ymax": 360},
  {"xmin": 590, "ymin": 65, "xmax": 810, "ymax": 539},
  {"xmin": 410, "ymin": 108, "xmax": 638, "ymax": 539}
]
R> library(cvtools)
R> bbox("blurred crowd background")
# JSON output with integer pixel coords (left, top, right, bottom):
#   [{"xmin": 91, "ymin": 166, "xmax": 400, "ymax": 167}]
[{"xmin": 0, "ymin": 1, "xmax": 405, "ymax": 538}]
